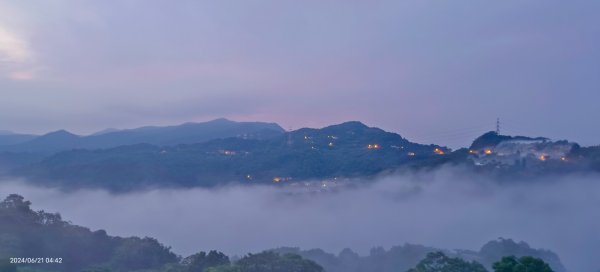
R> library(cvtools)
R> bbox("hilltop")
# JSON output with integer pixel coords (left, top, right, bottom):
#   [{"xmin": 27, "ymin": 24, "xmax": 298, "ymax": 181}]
[
  {"xmin": 9, "ymin": 121, "xmax": 448, "ymax": 191},
  {"xmin": 0, "ymin": 120, "xmax": 599, "ymax": 191}
]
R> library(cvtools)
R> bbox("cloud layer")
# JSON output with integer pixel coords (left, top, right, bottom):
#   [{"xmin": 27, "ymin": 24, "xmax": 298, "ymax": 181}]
[{"xmin": 1, "ymin": 169, "xmax": 599, "ymax": 271}]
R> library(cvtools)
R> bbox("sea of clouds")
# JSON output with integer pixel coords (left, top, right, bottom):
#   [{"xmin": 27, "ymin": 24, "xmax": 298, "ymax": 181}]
[{"xmin": 1, "ymin": 167, "xmax": 599, "ymax": 271}]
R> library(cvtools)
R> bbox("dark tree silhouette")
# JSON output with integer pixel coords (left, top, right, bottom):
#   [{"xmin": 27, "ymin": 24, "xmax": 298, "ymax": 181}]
[{"xmin": 493, "ymin": 256, "xmax": 554, "ymax": 272}]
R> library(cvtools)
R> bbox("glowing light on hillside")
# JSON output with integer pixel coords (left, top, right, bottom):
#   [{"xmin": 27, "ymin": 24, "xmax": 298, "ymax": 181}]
[
  {"xmin": 434, "ymin": 148, "xmax": 445, "ymax": 155},
  {"xmin": 273, "ymin": 177, "xmax": 282, "ymax": 183},
  {"xmin": 561, "ymin": 156, "xmax": 567, "ymax": 161},
  {"xmin": 367, "ymin": 144, "xmax": 380, "ymax": 149},
  {"xmin": 539, "ymin": 155, "xmax": 547, "ymax": 161},
  {"xmin": 328, "ymin": 142, "xmax": 334, "ymax": 147},
  {"xmin": 408, "ymin": 152, "xmax": 416, "ymax": 156},
  {"xmin": 484, "ymin": 149, "xmax": 493, "ymax": 155}
]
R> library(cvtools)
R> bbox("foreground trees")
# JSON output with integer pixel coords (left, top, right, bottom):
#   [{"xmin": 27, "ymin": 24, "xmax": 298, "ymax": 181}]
[
  {"xmin": 406, "ymin": 252, "xmax": 555, "ymax": 272},
  {"xmin": 492, "ymin": 256, "xmax": 554, "ymax": 272},
  {"xmin": 0, "ymin": 195, "xmax": 560, "ymax": 272},
  {"xmin": 182, "ymin": 250, "xmax": 231, "ymax": 272},
  {"xmin": 0, "ymin": 260, "xmax": 17, "ymax": 272},
  {"xmin": 163, "ymin": 251, "xmax": 323, "ymax": 272},
  {"xmin": 235, "ymin": 251, "xmax": 324, "ymax": 272},
  {"xmin": 0, "ymin": 194, "xmax": 177, "ymax": 272},
  {"xmin": 407, "ymin": 252, "xmax": 488, "ymax": 272},
  {"xmin": 0, "ymin": 194, "xmax": 324, "ymax": 272}
]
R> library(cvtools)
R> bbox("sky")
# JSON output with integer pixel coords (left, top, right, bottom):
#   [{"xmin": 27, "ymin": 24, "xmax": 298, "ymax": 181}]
[{"xmin": 0, "ymin": 0, "xmax": 599, "ymax": 148}]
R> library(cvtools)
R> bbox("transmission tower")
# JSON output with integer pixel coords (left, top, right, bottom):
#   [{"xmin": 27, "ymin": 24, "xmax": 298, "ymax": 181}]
[{"xmin": 496, "ymin": 118, "xmax": 500, "ymax": 134}]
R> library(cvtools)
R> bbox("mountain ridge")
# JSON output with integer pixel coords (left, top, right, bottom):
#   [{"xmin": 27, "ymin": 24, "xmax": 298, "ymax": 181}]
[
  {"xmin": 0, "ymin": 118, "xmax": 285, "ymax": 153},
  {"xmin": 10, "ymin": 120, "xmax": 448, "ymax": 191},
  {"xmin": 1, "ymin": 119, "xmax": 600, "ymax": 191}
]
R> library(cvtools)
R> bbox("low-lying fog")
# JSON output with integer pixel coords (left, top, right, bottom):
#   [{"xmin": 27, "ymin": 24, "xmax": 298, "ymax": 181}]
[{"xmin": 1, "ymin": 168, "xmax": 599, "ymax": 272}]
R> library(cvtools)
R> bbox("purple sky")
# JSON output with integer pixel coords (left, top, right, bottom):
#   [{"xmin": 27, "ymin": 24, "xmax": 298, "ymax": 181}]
[{"xmin": 0, "ymin": 0, "xmax": 599, "ymax": 148}]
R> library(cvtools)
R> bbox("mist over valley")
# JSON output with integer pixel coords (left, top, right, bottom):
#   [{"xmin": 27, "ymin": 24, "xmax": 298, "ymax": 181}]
[{"xmin": 1, "ymin": 166, "xmax": 598, "ymax": 271}]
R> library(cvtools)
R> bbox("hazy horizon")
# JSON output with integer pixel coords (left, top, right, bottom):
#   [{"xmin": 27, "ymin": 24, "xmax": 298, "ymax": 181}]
[{"xmin": 0, "ymin": 117, "xmax": 596, "ymax": 151}]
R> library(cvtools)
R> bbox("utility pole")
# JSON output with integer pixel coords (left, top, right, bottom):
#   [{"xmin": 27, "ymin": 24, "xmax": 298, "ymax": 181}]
[{"xmin": 496, "ymin": 118, "xmax": 500, "ymax": 134}]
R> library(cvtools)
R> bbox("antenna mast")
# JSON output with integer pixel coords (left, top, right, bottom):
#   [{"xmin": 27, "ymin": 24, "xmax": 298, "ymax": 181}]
[{"xmin": 496, "ymin": 118, "xmax": 500, "ymax": 134}]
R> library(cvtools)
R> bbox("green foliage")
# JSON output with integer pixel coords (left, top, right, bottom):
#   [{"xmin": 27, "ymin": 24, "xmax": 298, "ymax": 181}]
[
  {"xmin": 236, "ymin": 251, "xmax": 323, "ymax": 272},
  {"xmin": 274, "ymin": 244, "xmax": 445, "ymax": 272},
  {"xmin": 181, "ymin": 250, "xmax": 230, "ymax": 272},
  {"xmin": 0, "ymin": 259, "xmax": 17, "ymax": 272},
  {"xmin": 272, "ymin": 241, "xmax": 567, "ymax": 272},
  {"xmin": 492, "ymin": 256, "xmax": 554, "ymax": 272},
  {"xmin": 0, "ymin": 195, "xmax": 177, "ymax": 272},
  {"xmin": 204, "ymin": 265, "xmax": 241, "ymax": 272},
  {"xmin": 478, "ymin": 239, "xmax": 564, "ymax": 272},
  {"xmin": 407, "ymin": 251, "xmax": 488, "ymax": 272},
  {"xmin": 80, "ymin": 268, "xmax": 112, "ymax": 272},
  {"xmin": 108, "ymin": 237, "xmax": 178, "ymax": 271}
]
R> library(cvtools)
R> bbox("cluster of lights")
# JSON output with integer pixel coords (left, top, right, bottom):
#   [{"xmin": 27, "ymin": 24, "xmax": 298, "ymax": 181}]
[
  {"xmin": 367, "ymin": 144, "xmax": 380, "ymax": 149},
  {"xmin": 469, "ymin": 146, "xmax": 571, "ymax": 163},
  {"xmin": 433, "ymin": 148, "xmax": 445, "ymax": 155},
  {"xmin": 223, "ymin": 150, "xmax": 236, "ymax": 155},
  {"xmin": 273, "ymin": 176, "xmax": 292, "ymax": 183}
]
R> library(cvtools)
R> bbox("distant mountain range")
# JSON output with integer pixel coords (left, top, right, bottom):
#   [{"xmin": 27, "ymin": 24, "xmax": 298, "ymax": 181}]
[
  {"xmin": 0, "ymin": 118, "xmax": 599, "ymax": 191},
  {"xmin": 0, "ymin": 118, "xmax": 284, "ymax": 153},
  {"xmin": 0, "ymin": 133, "xmax": 37, "ymax": 146}
]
